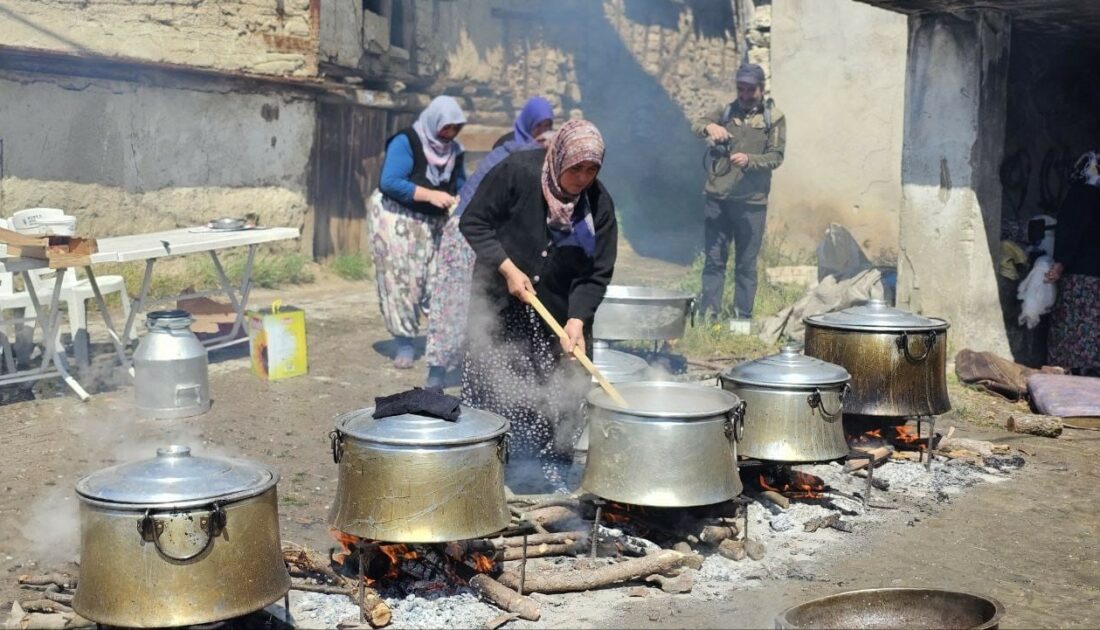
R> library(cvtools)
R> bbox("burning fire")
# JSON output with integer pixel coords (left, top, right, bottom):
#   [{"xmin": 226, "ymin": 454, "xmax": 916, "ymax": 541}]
[
  {"xmin": 471, "ymin": 553, "xmax": 494, "ymax": 573},
  {"xmin": 758, "ymin": 470, "xmax": 826, "ymax": 499},
  {"xmin": 331, "ymin": 528, "xmax": 495, "ymax": 586},
  {"xmin": 330, "ymin": 528, "xmax": 358, "ymax": 566},
  {"xmin": 892, "ymin": 425, "xmax": 924, "ymax": 447},
  {"xmin": 849, "ymin": 424, "xmax": 925, "ymax": 449}
]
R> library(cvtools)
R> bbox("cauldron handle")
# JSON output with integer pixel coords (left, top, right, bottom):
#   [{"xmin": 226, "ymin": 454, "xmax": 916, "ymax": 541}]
[
  {"xmin": 329, "ymin": 430, "xmax": 343, "ymax": 464},
  {"xmin": 139, "ymin": 503, "xmax": 225, "ymax": 562},
  {"xmin": 725, "ymin": 401, "xmax": 746, "ymax": 442},
  {"xmin": 808, "ymin": 384, "xmax": 848, "ymax": 420},
  {"xmin": 896, "ymin": 331, "xmax": 937, "ymax": 363}
]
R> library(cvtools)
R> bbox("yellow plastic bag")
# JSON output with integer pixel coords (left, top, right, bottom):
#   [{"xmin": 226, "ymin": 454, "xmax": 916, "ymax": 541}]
[{"xmin": 247, "ymin": 299, "xmax": 308, "ymax": 381}]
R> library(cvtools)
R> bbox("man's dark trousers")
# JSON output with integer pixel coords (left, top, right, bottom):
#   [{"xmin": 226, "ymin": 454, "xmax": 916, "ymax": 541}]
[{"xmin": 700, "ymin": 197, "xmax": 767, "ymax": 320}]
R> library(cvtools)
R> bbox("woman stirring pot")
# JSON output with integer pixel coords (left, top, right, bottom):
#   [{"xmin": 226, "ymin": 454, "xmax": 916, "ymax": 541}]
[{"xmin": 459, "ymin": 120, "xmax": 617, "ymax": 489}]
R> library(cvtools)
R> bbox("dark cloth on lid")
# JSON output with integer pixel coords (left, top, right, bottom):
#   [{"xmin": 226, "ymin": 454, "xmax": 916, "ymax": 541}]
[{"xmin": 374, "ymin": 387, "xmax": 461, "ymax": 421}]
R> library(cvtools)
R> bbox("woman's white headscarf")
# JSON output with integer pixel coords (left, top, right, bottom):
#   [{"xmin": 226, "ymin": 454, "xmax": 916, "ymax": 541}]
[{"xmin": 412, "ymin": 96, "xmax": 467, "ymax": 186}]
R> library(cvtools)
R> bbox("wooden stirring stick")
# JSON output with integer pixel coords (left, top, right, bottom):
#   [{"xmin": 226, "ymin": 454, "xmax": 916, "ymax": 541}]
[{"xmin": 523, "ymin": 290, "xmax": 630, "ymax": 407}]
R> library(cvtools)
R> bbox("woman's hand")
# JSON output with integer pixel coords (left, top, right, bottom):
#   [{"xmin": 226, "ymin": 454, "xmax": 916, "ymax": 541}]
[
  {"xmin": 1045, "ymin": 262, "xmax": 1064, "ymax": 284},
  {"xmin": 561, "ymin": 318, "xmax": 585, "ymax": 356},
  {"xmin": 415, "ymin": 186, "xmax": 458, "ymax": 210},
  {"xmin": 498, "ymin": 259, "xmax": 535, "ymax": 301}
]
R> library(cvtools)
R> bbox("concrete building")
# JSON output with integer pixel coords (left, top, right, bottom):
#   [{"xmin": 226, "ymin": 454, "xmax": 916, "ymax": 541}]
[
  {"xmin": 851, "ymin": 0, "xmax": 1100, "ymax": 360},
  {"xmin": 769, "ymin": 0, "xmax": 907, "ymax": 259}
]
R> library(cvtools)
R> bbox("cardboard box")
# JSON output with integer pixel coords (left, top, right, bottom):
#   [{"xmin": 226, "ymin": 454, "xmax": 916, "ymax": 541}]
[{"xmin": 247, "ymin": 301, "xmax": 308, "ymax": 381}]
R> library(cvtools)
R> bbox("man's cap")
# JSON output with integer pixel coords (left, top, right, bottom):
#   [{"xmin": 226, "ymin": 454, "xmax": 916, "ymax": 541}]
[{"xmin": 735, "ymin": 63, "xmax": 766, "ymax": 86}]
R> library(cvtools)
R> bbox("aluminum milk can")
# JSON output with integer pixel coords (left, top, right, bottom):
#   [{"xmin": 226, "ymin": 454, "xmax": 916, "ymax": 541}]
[{"xmin": 134, "ymin": 310, "xmax": 211, "ymax": 419}]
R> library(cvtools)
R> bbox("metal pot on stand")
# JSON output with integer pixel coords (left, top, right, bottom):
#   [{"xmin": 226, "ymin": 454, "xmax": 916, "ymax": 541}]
[
  {"xmin": 581, "ymin": 381, "xmax": 745, "ymax": 507},
  {"xmin": 720, "ymin": 343, "xmax": 851, "ymax": 462},
  {"xmin": 803, "ymin": 299, "xmax": 950, "ymax": 417},
  {"xmin": 328, "ymin": 405, "xmax": 511, "ymax": 542}
]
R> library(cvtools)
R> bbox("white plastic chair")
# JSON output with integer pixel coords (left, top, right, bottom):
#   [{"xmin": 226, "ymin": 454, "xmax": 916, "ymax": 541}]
[
  {"xmin": 6, "ymin": 212, "xmax": 132, "ymax": 352},
  {"xmin": 0, "ymin": 218, "xmax": 34, "ymax": 369},
  {"xmin": 25, "ymin": 267, "xmax": 132, "ymax": 349}
]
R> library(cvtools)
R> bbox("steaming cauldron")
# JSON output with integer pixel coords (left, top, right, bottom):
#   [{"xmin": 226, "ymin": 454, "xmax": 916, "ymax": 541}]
[{"xmin": 72, "ymin": 446, "xmax": 289, "ymax": 628}]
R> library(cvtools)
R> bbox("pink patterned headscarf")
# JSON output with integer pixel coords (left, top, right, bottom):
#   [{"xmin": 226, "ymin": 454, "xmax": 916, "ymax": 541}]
[{"xmin": 541, "ymin": 119, "xmax": 605, "ymax": 230}]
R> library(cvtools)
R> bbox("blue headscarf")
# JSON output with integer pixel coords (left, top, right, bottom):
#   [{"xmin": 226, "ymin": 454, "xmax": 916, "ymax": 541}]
[{"xmin": 513, "ymin": 96, "xmax": 554, "ymax": 145}]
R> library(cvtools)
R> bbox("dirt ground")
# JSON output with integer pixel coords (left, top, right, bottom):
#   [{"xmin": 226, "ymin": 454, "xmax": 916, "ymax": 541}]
[{"xmin": 1, "ymin": 247, "xmax": 1098, "ymax": 628}]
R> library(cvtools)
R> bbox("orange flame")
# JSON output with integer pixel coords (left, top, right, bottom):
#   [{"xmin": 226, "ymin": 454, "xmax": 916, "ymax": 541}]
[
  {"xmin": 759, "ymin": 470, "xmax": 826, "ymax": 499},
  {"xmin": 378, "ymin": 544, "xmax": 419, "ymax": 579},
  {"xmin": 892, "ymin": 425, "xmax": 924, "ymax": 447},
  {"xmin": 471, "ymin": 553, "xmax": 494, "ymax": 573},
  {"xmin": 330, "ymin": 528, "xmax": 358, "ymax": 566}
]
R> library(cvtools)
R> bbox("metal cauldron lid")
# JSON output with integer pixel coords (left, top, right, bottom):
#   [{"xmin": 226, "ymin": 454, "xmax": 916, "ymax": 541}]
[
  {"xmin": 75, "ymin": 445, "xmax": 278, "ymax": 510},
  {"xmin": 593, "ymin": 345, "xmax": 649, "ymax": 384},
  {"xmin": 602, "ymin": 285, "xmax": 695, "ymax": 301},
  {"xmin": 336, "ymin": 405, "xmax": 509, "ymax": 447},
  {"xmin": 803, "ymin": 299, "xmax": 948, "ymax": 332},
  {"xmin": 721, "ymin": 343, "xmax": 850, "ymax": 388},
  {"xmin": 586, "ymin": 381, "xmax": 741, "ymax": 419}
]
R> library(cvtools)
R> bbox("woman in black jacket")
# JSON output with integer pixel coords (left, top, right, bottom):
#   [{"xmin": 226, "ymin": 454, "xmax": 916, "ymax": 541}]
[
  {"xmin": 1045, "ymin": 149, "xmax": 1100, "ymax": 374},
  {"xmin": 459, "ymin": 120, "xmax": 617, "ymax": 488}
]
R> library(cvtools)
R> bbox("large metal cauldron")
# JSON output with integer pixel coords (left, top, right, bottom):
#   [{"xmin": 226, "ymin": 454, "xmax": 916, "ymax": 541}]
[
  {"xmin": 329, "ymin": 405, "xmax": 510, "ymax": 543},
  {"xmin": 134, "ymin": 310, "xmax": 210, "ymax": 419},
  {"xmin": 804, "ymin": 300, "xmax": 949, "ymax": 417},
  {"xmin": 582, "ymin": 381, "xmax": 744, "ymax": 507},
  {"xmin": 573, "ymin": 343, "xmax": 651, "ymax": 467},
  {"xmin": 775, "ymin": 588, "xmax": 1004, "ymax": 629},
  {"xmin": 592, "ymin": 286, "xmax": 695, "ymax": 340},
  {"xmin": 720, "ymin": 343, "xmax": 851, "ymax": 462},
  {"xmin": 72, "ymin": 446, "xmax": 289, "ymax": 628}
]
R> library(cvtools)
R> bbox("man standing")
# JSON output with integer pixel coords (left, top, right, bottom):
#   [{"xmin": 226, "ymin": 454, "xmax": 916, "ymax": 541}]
[{"xmin": 692, "ymin": 63, "xmax": 786, "ymax": 322}]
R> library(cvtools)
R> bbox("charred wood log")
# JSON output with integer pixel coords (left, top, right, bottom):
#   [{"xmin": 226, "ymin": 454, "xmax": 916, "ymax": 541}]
[
  {"xmin": 468, "ymin": 574, "xmax": 541, "ymax": 621},
  {"xmin": 291, "ymin": 582, "xmax": 356, "ymax": 596},
  {"xmin": 758, "ymin": 490, "xmax": 790, "ymax": 510},
  {"xmin": 717, "ymin": 539, "xmax": 746, "ymax": 561},
  {"xmin": 17, "ymin": 574, "xmax": 77, "ymax": 589},
  {"xmin": 699, "ymin": 524, "xmax": 741, "ymax": 546},
  {"xmin": 19, "ymin": 599, "xmax": 72, "ymax": 614},
  {"xmin": 502, "ymin": 542, "xmax": 579, "ymax": 562},
  {"xmin": 42, "ymin": 591, "xmax": 74, "ymax": 605},
  {"xmin": 283, "ymin": 544, "xmax": 392, "ymax": 628},
  {"xmin": 496, "ymin": 550, "xmax": 696, "ymax": 594}
]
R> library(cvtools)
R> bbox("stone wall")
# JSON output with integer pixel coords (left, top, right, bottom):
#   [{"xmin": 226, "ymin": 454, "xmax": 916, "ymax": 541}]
[
  {"xmin": 769, "ymin": 0, "xmax": 907, "ymax": 259},
  {"xmin": 0, "ymin": 0, "xmax": 319, "ymax": 76},
  {"xmin": 0, "ymin": 71, "xmax": 315, "ymax": 241},
  {"xmin": 399, "ymin": 0, "xmax": 769, "ymax": 262}
]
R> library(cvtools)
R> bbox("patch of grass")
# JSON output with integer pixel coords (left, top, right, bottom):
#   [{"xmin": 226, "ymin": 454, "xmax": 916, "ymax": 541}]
[
  {"xmin": 235, "ymin": 252, "xmax": 315, "ymax": 289},
  {"xmin": 279, "ymin": 494, "xmax": 307, "ymax": 507},
  {"xmin": 330, "ymin": 253, "xmax": 372, "ymax": 281},
  {"xmin": 659, "ymin": 227, "xmax": 811, "ymax": 360}
]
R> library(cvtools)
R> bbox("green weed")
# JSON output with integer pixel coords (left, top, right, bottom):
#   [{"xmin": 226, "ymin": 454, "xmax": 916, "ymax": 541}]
[{"xmin": 330, "ymin": 253, "xmax": 373, "ymax": 281}]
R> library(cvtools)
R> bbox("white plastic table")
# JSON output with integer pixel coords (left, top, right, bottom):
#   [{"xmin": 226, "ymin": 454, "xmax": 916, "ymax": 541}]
[
  {"xmin": 0, "ymin": 226, "xmax": 300, "ymax": 399},
  {"xmin": 85, "ymin": 226, "xmax": 301, "ymax": 372}
]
